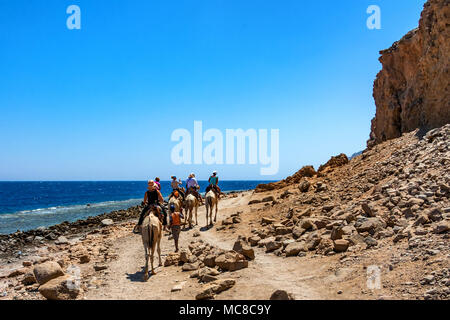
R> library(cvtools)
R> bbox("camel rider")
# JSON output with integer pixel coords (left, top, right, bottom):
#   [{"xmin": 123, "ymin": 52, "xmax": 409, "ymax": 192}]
[
  {"xmin": 207, "ymin": 171, "xmax": 221, "ymax": 199},
  {"xmin": 169, "ymin": 176, "xmax": 185, "ymax": 200},
  {"xmin": 154, "ymin": 177, "xmax": 161, "ymax": 190},
  {"xmin": 186, "ymin": 173, "xmax": 203, "ymax": 205},
  {"xmin": 133, "ymin": 180, "xmax": 166, "ymax": 233},
  {"xmin": 168, "ymin": 204, "xmax": 184, "ymax": 252}
]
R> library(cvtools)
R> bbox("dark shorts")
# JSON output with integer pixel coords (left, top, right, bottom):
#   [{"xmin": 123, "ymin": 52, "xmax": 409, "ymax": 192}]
[{"xmin": 171, "ymin": 225, "xmax": 181, "ymax": 241}]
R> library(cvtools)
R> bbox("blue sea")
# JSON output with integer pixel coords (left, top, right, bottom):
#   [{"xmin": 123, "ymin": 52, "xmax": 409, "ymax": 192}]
[{"xmin": 0, "ymin": 181, "xmax": 272, "ymax": 235}]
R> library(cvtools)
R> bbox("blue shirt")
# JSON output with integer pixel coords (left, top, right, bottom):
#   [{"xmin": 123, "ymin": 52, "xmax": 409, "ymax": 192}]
[{"xmin": 209, "ymin": 176, "xmax": 218, "ymax": 185}]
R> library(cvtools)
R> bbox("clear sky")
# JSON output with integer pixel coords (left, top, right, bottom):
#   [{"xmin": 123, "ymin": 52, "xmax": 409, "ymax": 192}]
[{"xmin": 0, "ymin": 0, "xmax": 427, "ymax": 181}]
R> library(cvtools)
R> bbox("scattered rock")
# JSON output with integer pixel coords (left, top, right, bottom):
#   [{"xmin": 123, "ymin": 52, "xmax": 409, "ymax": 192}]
[
  {"xmin": 333, "ymin": 239, "xmax": 350, "ymax": 253},
  {"xmin": 101, "ymin": 219, "xmax": 114, "ymax": 226},
  {"xmin": 38, "ymin": 274, "xmax": 80, "ymax": 300},
  {"xmin": 215, "ymin": 251, "xmax": 248, "ymax": 271},
  {"xmin": 232, "ymin": 239, "xmax": 255, "ymax": 260},
  {"xmin": 270, "ymin": 290, "xmax": 295, "ymax": 300},
  {"xmin": 195, "ymin": 279, "xmax": 236, "ymax": 300},
  {"xmin": 33, "ymin": 261, "xmax": 64, "ymax": 285},
  {"xmin": 285, "ymin": 242, "xmax": 307, "ymax": 257}
]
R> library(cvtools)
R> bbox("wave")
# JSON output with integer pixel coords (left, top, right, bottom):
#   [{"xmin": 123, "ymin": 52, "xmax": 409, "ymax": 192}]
[{"xmin": 0, "ymin": 198, "xmax": 141, "ymax": 219}]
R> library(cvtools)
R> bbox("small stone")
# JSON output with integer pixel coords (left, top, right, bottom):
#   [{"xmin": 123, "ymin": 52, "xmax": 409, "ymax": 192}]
[
  {"xmin": 55, "ymin": 236, "xmax": 69, "ymax": 245},
  {"xmin": 93, "ymin": 264, "xmax": 108, "ymax": 271},
  {"xmin": 101, "ymin": 219, "xmax": 114, "ymax": 226},
  {"xmin": 182, "ymin": 262, "xmax": 200, "ymax": 271},
  {"xmin": 333, "ymin": 239, "xmax": 350, "ymax": 253},
  {"xmin": 171, "ymin": 281, "xmax": 186, "ymax": 292}
]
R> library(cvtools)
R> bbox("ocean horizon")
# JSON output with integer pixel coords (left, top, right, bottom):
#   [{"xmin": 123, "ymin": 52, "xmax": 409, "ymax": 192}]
[{"xmin": 0, "ymin": 180, "xmax": 274, "ymax": 235}]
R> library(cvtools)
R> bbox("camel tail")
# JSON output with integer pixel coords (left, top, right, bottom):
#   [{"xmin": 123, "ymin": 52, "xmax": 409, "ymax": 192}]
[
  {"xmin": 147, "ymin": 224, "xmax": 153, "ymax": 249},
  {"xmin": 206, "ymin": 196, "xmax": 214, "ymax": 209}
]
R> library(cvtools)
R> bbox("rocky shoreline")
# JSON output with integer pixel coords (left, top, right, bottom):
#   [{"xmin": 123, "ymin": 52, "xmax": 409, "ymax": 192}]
[
  {"xmin": 0, "ymin": 205, "xmax": 143, "ymax": 261},
  {"xmin": 0, "ymin": 190, "xmax": 246, "ymax": 261}
]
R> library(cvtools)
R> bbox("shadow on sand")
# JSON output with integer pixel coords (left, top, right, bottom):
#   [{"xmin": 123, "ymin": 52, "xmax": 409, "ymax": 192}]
[
  {"xmin": 200, "ymin": 225, "xmax": 214, "ymax": 232},
  {"xmin": 126, "ymin": 266, "xmax": 160, "ymax": 282}
]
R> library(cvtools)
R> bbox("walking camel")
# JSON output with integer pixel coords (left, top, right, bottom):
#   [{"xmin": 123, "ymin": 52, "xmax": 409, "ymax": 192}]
[
  {"xmin": 184, "ymin": 193, "xmax": 199, "ymax": 228},
  {"xmin": 205, "ymin": 190, "xmax": 219, "ymax": 226},
  {"xmin": 168, "ymin": 196, "xmax": 183, "ymax": 212}
]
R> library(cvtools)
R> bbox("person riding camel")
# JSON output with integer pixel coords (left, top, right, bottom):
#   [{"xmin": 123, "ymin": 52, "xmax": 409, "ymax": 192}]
[
  {"xmin": 133, "ymin": 180, "xmax": 166, "ymax": 233},
  {"xmin": 207, "ymin": 171, "xmax": 221, "ymax": 199},
  {"xmin": 186, "ymin": 173, "xmax": 203, "ymax": 205},
  {"xmin": 169, "ymin": 176, "xmax": 185, "ymax": 200},
  {"xmin": 154, "ymin": 177, "xmax": 161, "ymax": 191}
]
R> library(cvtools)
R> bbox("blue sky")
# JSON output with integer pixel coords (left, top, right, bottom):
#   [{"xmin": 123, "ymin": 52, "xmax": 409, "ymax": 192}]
[{"xmin": 0, "ymin": 0, "xmax": 426, "ymax": 181}]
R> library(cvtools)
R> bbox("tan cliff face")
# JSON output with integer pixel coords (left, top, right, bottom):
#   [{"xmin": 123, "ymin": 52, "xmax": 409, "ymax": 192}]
[{"xmin": 368, "ymin": 0, "xmax": 450, "ymax": 147}]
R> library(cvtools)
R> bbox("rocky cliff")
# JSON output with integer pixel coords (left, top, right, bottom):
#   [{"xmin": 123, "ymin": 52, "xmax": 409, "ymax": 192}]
[{"xmin": 368, "ymin": 0, "xmax": 450, "ymax": 147}]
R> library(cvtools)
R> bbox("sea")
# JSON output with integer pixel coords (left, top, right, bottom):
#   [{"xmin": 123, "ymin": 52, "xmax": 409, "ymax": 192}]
[{"xmin": 0, "ymin": 181, "xmax": 273, "ymax": 235}]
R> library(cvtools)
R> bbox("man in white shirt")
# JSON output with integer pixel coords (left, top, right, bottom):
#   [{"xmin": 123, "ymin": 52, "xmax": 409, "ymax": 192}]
[{"xmin": 186, "ymin": 173, "xmax": 203, "ymax": 204}]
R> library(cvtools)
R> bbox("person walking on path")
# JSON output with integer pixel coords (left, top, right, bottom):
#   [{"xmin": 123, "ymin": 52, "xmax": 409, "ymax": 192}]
[{"xmin": 168, "ymin": 204, "xmax": 184, "ymax": 252}]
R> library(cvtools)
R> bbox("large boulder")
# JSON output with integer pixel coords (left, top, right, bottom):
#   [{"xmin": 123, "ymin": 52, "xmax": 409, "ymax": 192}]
[
  {"xmin": 215, "ymin": 251, "xmax": 248, "ymax": 271},
  {"xmin": 232, "ymin": 239, "xmax": 255, "ymax": 260},
  {"xmin": 333, "ymin": 239, "xmax": 350, "ymax": 253},
  {"xmin": 33, "ymin": 261, "xmax": 64, "ymax": 285},
  {"xmin": 285, "ymin": 242, "xmax": 307, "ymax": 257},
  {"xmin": 38, "ymin": 275, "xmax": 80, "ymax": 300}
]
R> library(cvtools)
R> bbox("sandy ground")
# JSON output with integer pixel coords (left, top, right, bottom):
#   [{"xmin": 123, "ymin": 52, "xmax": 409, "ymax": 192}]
[
  {"xmin": 84, "ymin": 192, "xmax": 324, "ymax": 300},
  {"xmin": 3, "ymin": 187, "xmax": 446, "ymax": 300}
]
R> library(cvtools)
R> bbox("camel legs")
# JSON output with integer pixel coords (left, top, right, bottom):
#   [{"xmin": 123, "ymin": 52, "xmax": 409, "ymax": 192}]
[
  {"xmin": 210, "ymin": 207, "xmax": 213, "ymax": 225},
  {"xmin": 214, "ymin": 203, "xmax": 218, "ymax": 222},
  {"xmin": 188, "ymin": 208, "xmax": 193, "ymax": 228},
  {"xmin": 195, "ymin": 205, "xmax": 198, "ymax": 225},
  {"xmin": 143, "ymin": 246, "xmax": 149, "ymax": 281},
  {"xmin": 184, "ymin": 208, "xmax": 189, "ymax": 227},
  {"xmin": 157, "ymin": 235, "xmax": 162, "ymax": 267},
  {"xmin": 209, "ymin": 205, "xmax": 213, "ymax": 225},
  {"xmin": 149, "ymin": 244, "xmax": 156, "ymax": 275}
]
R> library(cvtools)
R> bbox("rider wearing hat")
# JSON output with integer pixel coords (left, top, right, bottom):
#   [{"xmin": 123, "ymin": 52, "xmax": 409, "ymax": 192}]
[
  {"xmin": 169, "ymin": 175, "xmax": 185, "ymax": 200},
  {"xmin": 133, "ymin": 180, "xmax": 166, "ymax": 233},
  {"xmin": 186, "ymin": 173, "xmax": 203, "ymax": 204},
  {"xmin": 207, "ymin": 171, "xmax": 221, "ymax": 199}
]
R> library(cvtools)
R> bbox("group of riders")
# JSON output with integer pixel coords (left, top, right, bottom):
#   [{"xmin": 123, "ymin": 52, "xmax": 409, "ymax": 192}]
[{"xmin": 133, "ymin": 171, "xmax": 221, "ymax": 237}]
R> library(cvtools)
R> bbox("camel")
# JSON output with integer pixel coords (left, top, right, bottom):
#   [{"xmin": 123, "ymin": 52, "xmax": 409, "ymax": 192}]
[
  {"xmin": 140, "ymin": 207, "xmax": 162, "ymax": 281},
  {"xmin": 205, "ymin": 190, "xmax": 219, "ymax": 226},
  {"xmin": 168, "ymin": 195, "xmax": 183, "ymax": 212},
  {"xmin": 184, "ymin": 193, "xmax": 199, "ymax": 228}
]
